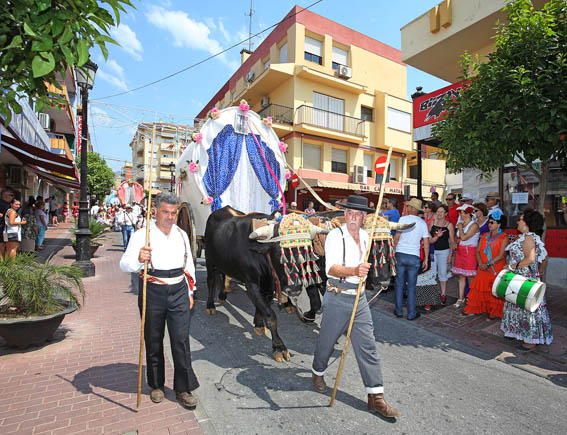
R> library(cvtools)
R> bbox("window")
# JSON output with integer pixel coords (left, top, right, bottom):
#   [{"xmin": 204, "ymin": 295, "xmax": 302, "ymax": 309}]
[
  {"xmin": 303, "ymin": 143, "xmax": 321, "ymax": 171},
  {"xmin": 364, "ymin": 154, "xmax": 373, "ymax": 178},
  {"xmin": 331, "ymin": 148, "xmax": 347, "ymax": 174},
  {"xmin": 409, "ymin": 165, "xmax": 418, "ymax": 179},
  {"xmin": 313, "ymin": 92, "xmax": 344, "ymax": 131},
  {"xmin": 263, "ymin": 58, "xmax": 270, "ymax": 70},
  {"xmin": 361, "ymin": 106, "xmax": 373, "ymax": 122},
  {"xmin": 387, "ymin": 107, "xmax": 411, "ymax": 133},
  {"xmin": 503, "ymin": 162, "xmax": 567, "ymax": 228},
  {"xmin": 279, "ymin": 42, "xmax": 288, "ymax": 63},
  {"xmin": 304, "ymin": 36, "xmax": 322, "ymax": 65},
  {"xmin": 332, "ymin": 46, "xmax": 348, "ymax": 70},
  {"xmin": 389, "ymin": 160, "xmax": 397, "ymax": 181}
]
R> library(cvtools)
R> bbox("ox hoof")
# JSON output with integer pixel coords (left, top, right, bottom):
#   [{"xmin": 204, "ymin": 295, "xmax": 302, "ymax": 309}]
[
  {"xmin": 205, "ymin": 308, "xmax": 217, "ymax": 315},
  {"xmin": 218, "ymin": 298, "xmax": 225, "ymax": 305},
  {"xmin": 273, "ymin": 350, "xmax": 291, "ymax": 362},
  {"xmin": 253, "ymin": 326, "xmax": 270, "ymax": 336},
  {"xmin": 285, "ymin": 306, "xmax": 296, "ymax": 314}
]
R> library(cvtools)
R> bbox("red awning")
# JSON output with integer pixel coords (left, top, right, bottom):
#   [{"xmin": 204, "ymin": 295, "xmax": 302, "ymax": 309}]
[{"xmin": 1, "ymin": 134, "xmax": 80, "ymax": 189}]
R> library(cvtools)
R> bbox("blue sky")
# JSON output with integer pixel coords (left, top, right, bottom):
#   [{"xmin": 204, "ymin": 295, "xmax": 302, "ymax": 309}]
[{"xmin": 88, "ymin": 0, "xmax": 449, "ymax": 171}]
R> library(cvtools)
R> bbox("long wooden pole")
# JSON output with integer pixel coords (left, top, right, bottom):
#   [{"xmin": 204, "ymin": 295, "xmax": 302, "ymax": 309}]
[
  {"xmin": 329, "ymin": 146, "xmax": 393, "ymax": 407},
  {"xmin": 137, "ymin": 123, "xmax": 157, "ymax": 408}
]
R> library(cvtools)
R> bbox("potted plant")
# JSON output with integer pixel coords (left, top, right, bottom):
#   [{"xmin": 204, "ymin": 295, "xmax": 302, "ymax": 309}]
[
  {"xmin": 0, "ymin": 254, "xmax": 85, "ymax": 349},
  {"xmin": 70, "ymin": 218, "xmax": 110, "ymax": 257}
]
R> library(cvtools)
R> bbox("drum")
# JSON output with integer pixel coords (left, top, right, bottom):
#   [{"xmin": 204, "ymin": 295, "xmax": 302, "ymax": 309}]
[{"xmin": 492, "ymin": 269, "xmax": 546, "ymax": 312}]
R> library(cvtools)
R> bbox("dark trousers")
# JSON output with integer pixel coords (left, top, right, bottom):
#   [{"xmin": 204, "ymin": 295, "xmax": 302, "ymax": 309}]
[{"xmin": 138, "ymin": 279, "xmax": 199, "ymax": 393}]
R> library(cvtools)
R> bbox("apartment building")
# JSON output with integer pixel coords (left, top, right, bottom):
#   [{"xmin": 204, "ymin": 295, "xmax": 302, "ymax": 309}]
[
  {"xmin": 196, "ymin": 5, "xmax": 446, "ymax": 209},
  {"xmin": 130, "ymin": 122, "xmax": 194, "ymax": 194}
]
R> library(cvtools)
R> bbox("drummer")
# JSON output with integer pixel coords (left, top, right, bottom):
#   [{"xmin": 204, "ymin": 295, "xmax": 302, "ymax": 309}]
[{"xmin": 500, "ymin": 210, "xmax": 553, "ymax": 352}]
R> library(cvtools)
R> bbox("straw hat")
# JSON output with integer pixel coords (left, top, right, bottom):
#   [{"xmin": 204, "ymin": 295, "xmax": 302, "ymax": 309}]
[{"xmin": 405, "ymin": 198, "xmax": 423, "ymax": 212}]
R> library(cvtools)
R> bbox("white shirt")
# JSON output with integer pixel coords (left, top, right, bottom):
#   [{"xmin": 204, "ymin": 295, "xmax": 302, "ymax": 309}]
[
  {"xmin": 489, "ymin": 204, "xmax": 502, "ymax": 214},
  {"xmin": 395, "ymin": 215, "xmax": 429, "ymax": 258},
  {"xmin": 120, "ymin": 221, "xmax": 196, "ymax": 294},
  {"xmin": 325, "ymin": 224, "xmax": 369, "ymax": 285},
  {"xmin": 132, "ymin": 204, "xmax": 141, "ymax": 217},
  {"xmin": 120, "ymin": 211, "xmax": 138, "ymax": 227},
  {"xmin": 90, "ymin": 205, "xmax": 99, "ymax": 216}
]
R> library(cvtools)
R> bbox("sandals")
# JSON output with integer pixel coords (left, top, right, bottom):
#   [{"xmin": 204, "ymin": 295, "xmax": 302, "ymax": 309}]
[
  {"xmin": 516, "ymin": 344, "xmax": 536, "ymax": 353},
  {"xmin": 440, "ymin": 295, "xmax": 447, "ymax": 305},
  {"xmin": 453, "ymin": 299, "xmax": 465, "ymax": 308}
]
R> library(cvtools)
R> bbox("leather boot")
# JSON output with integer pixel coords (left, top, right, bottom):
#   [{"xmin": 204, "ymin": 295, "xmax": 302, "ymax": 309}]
[
  {"xmin": 176, "ymin": 391, "xmax": 198, "ymax": 409},
  {"xmin": 312, "ymin": 373, "xmax": 327, "ymax": 393},
  {"xmin": 368, "ymin": 393, "xmax": 401, "ymax": 418},
  {"xmin": 150, "ymin": 388, "xmax": 164, "ymax": 403}
]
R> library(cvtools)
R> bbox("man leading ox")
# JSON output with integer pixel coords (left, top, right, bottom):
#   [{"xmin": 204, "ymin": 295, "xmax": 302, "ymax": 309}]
[{"xmin": 311, "ymin": 195, "xmax": 401, "ymax": 418}]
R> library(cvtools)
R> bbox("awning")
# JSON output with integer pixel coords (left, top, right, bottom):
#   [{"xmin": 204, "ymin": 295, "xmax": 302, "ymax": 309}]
[
  {"xmin": 1, "ymin": 134, "xmax": 79, "ymax": 189},
  {"xmin": 317, "ymin": 179, "xmax": 404, "ymax": 195}
]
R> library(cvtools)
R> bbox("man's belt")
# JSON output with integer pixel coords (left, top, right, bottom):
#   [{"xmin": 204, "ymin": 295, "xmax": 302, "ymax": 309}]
[
  {"xmin": 327, "ymin": 278, "xmax": 364, "ymax": 296},
  {"xmin": 138, "ymin": 269, "xmax": 195, "ymax": 290}
]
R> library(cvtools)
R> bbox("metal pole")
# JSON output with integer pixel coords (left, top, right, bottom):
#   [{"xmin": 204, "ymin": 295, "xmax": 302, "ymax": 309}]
[
  {"xmin": 417, "ymin": 142, "xmax": 423, "ymax": 200},
  {"xmin": 73, "ymin": 87, "xmax": 95, "ymax": 277}
]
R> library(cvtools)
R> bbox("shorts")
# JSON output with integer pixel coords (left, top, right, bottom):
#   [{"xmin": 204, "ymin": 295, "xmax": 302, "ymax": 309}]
[{"xmin": 3, "ymin": 233, "xmax": 20, "ymax": 242}]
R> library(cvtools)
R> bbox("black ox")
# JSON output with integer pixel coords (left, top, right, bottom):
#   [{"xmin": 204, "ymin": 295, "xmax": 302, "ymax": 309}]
[{"xmin": 204, "ymin": 206, "xmax": 327, "ymax": 362}]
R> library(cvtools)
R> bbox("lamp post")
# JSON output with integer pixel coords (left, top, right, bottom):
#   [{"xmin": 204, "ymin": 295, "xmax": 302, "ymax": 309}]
[
  {"xmin": 169, "ymin": 161, "xmax": 176, "ymax": 193},
  {"xmin": 73, "ymin": 60, "xmax": 98, "ymax": 277}
]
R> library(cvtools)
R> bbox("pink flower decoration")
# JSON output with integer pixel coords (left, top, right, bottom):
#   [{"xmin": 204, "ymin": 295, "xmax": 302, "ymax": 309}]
[
  {"xmin": 285, "ymin": 170, "xmax": 292, "ymax": 179},
  {"xmin": 239, "ymin": 99, "xmax": 250, "ymax": 112},
  {"xmin": 188, "ymin": 161, "xmax": 198, "ymax": 173},
  {"xmin": 203, "ymin": 196, "xmax": 213, "ymax": 205},
  {"xmin": 279, "ymin": 141, "xmax": 287, "ymax": 152},
  {"xmin": 210, "ymin": 107, "xmax": 220, "ymax": 119},
  {"xmin": 192, "ymin": 132, "xmax": 203, "ymax": 143},
  {"xmin": 262, "ymin": 116, "xmax": 273, "ymax": 126}
]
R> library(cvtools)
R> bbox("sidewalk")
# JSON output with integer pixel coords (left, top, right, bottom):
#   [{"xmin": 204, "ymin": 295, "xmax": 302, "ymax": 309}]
[
  {"xmin": 0, "ymin": 224, "xmax": 202, "ymax": 435},
  {"xmin": 370, "ymin": 273, "xmax": 567, "ymax": 382}
]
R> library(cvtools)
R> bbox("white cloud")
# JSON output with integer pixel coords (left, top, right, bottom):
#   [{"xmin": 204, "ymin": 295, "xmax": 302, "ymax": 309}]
[
  {"xmin": 146, "ymin": 6, "xmax": 238, "ymax": 69},
  {"xmin": 110, "ymin": 24, "xmax": 143, "ymax": 61},
  {"xmin": 98, "ymin": 59, "xmax": 128, "ymax": 91}
]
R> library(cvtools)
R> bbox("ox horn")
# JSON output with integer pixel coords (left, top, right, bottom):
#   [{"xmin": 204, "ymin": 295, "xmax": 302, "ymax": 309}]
[
  {"xmin": 249, "ymin": 224, "xmax": 276, "ymax": 241},
  {"xmin": 388, "ymin": 221, "xmax": 416, "ymax": 231},
  {"xmin": 309, "ymin": 222, "xmax": 329, "ymax": 239}
]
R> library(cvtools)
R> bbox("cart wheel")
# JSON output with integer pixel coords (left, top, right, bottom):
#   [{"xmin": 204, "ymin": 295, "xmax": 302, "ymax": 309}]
[{"xmin": 177, "ymin": 202, "xmax": 198, "ymax": 263}]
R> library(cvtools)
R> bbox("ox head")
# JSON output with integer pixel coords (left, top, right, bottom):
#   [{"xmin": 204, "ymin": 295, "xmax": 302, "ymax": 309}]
[{"xmin": 249, "ymin": 213, "xmax": 329, "ymax": 297}]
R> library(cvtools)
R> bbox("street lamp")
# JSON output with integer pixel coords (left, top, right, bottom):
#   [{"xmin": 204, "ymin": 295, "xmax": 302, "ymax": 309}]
[
  {"xmin": 169, "ymin": 161, "xmax": 176, "ymax": 193},
  {"xmin": 410, "ymin": 86, "xmax": 426, "ymax": 200},
  {"xmin": 73, "ymin": 60, "xmax": 98, "ymax": 278}
]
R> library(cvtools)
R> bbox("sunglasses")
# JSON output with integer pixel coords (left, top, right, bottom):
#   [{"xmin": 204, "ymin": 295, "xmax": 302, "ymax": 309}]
[
  {"xmin": 488, "ymin": 220, "xmax": 498, "ymax": 225},
  {"xmin": 447, "ymin": 198, "xmax": 455, "ymax": 201}
]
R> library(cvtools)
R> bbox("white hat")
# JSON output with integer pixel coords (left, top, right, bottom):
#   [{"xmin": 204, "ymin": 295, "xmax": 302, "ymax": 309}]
[
  {"xmin": 457, "ymin": 204, "xmax": 474, "ymax": 214},
  {"xmin": 461, "ymin": 193, "xmax": 474, "ymax": 201}
]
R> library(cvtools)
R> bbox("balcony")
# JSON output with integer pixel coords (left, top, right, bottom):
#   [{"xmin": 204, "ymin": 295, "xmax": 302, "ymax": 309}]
[
  {"xmin": 258, "ymin": 104, "xmax": 293, "ymax": 125},
  {"xmin": 296, "ymin": 105, "xmax": 366, "ymax": 143}
]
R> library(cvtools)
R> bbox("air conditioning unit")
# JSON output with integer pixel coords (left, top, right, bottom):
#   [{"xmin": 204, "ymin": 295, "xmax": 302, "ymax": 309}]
[
  {"xmin": 246, "ymin": 71, "xmax": 255, "ymax": 83},
  {"xmin": 353, "ymin": 165, "xmax": 367, "ymax": 184},
  {"xmin": 6, "ymin": 165, "xmax": 24, "ymax": 186},
  {"xmin": 38, "ymin": 113, "xmax": 50, "ymax": 130},
  {"xmin": 261, "ymin": 96, "xmax": 270, "ymax": 107},
  {"xmin": 337, "ymin": 65, "xmax": 352, "ymax": 79}
]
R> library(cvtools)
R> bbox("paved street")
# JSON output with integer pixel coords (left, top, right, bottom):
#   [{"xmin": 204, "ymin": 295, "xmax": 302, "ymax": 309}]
[
  {"xmin": 190, "ymin": 259, "xmax": 566, "ymax": 435},
  {"xmin": 1, "ymin": 227, "xmax": 566, "ymax": 435}
]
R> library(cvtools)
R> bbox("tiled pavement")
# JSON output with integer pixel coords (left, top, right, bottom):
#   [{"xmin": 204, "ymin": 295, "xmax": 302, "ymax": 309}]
[
  {"xmin": 1, "ymin": 224, "xmax": 566, "ymax": 434},
  {"xmin": 0, "ymin": 223, "xmax": 202, "ymax": 435}
]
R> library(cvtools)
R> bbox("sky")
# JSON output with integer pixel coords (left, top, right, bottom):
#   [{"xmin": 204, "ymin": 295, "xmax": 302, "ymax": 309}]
[{"xmin": 88, "ymin": 0, "xmax": 450, "ymax": 172}]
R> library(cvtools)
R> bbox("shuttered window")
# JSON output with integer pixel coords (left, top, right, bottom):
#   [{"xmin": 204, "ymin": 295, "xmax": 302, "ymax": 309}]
[
  {"xmin": 332, "ymin": 46, "xmax": 348, "ymax": 70},
  {"xmin": 303, "ymin": 144, "xmax": 321, "ymax": 170},
  {"xmin": 331, "ymin": 148, "xmax": 347, "ymax": 174},
  {"xmin": 313, "ymin": 92, "xmax": 344, "ymax": 131},
  {"xmin": 364, "ymin": 154, "xmax": 373, "ymax": 178},
  {"xmin": 304, "ymin": 36, "xmax": 322, "ymax": 65},
  {"xmin": 387, "ymin": 107, "xmax": 411, "ymax": 133}
]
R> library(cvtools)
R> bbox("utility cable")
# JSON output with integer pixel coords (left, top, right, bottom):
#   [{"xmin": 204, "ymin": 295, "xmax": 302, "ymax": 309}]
[{"xmin": 95, "ymin": 1, "xmax": 323, "ymax": 100}]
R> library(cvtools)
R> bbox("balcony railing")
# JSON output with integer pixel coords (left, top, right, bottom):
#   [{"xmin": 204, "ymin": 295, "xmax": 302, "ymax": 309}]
[
  {"xmin": 258, "ymin": 104, "xmax": 294, "ymax": 125},
  {"xmin": 296, "ymin": 105, "xmax": 365, "ymax": 137}
]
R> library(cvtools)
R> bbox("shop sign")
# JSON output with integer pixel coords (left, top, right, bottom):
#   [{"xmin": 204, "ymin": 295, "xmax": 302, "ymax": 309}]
[{"xmin": 413, "ymin": 82, "xmax": 466, "ymax": 129}]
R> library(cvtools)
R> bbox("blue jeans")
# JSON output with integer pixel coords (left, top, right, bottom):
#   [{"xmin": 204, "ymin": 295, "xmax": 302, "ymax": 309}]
[
  {"xmin": 122, "ymin": 225, "xmax": 134, "ymax": 249},
  {"xmin": 394, "ymin": 252, "xmax": 421, "ymax": 319},
  {"xmin": 37, "ymin": 225, "xmax": 46, "ymax": 247}
]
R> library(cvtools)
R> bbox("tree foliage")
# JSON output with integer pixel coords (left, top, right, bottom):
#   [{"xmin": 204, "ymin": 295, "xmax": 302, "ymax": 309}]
[
  {"xmin": 433, "ymin": 0, "xmax": 567, "ymax": 211},
  {"xmin": 76, "ymin": 152, "xmax": 115, "ymax": 199},
  {"xmin": 0, "ymin": 0, "xmax": 133, "ymax": 123}
]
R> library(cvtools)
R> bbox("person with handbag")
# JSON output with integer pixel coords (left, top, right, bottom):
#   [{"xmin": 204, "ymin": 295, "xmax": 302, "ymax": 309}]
[{"xmin": 500, "ymin": 210, "xmax": 553, "ymax": 352}]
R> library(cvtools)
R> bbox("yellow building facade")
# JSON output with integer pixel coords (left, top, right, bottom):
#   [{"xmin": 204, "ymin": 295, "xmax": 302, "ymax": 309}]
[{"xmin": 197, "ymin": 6, "xmax": 446, "ymax": 207}]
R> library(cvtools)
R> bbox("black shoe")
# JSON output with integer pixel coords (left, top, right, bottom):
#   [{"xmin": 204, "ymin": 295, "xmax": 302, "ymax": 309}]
[
  {"xmin": 407, "ymin": 312, "xmax": 421, "ymax": 321},
  {"xmin": 393, "ymin": 310, "xmax": 403, "ymax": 318}
]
